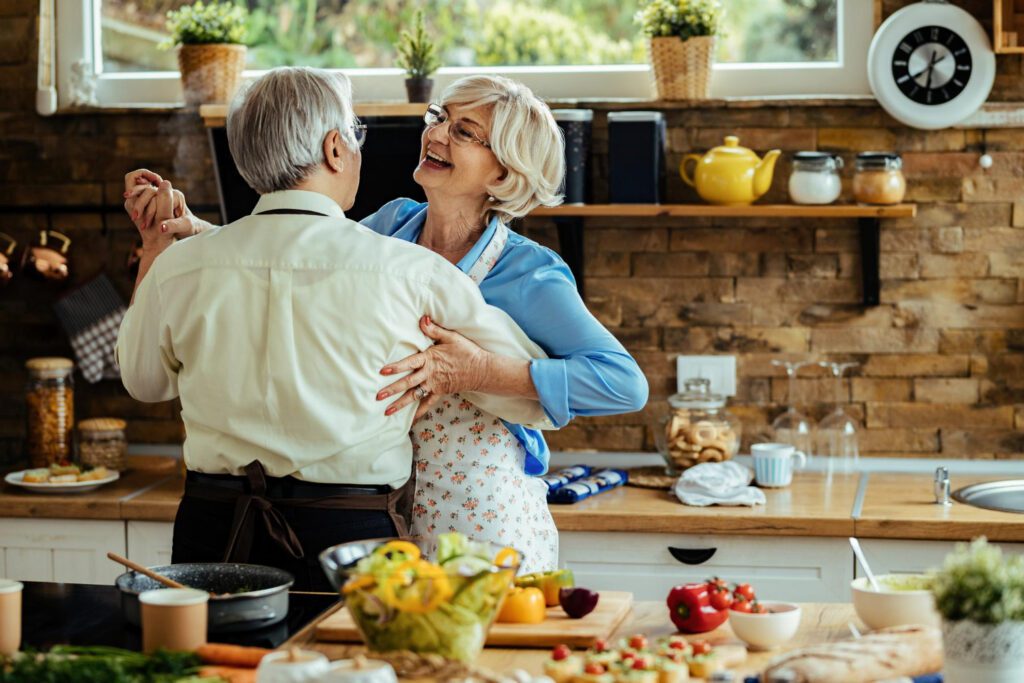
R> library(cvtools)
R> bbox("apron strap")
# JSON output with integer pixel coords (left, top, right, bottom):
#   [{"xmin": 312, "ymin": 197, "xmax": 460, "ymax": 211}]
[{"xmin": 221, "ymin": 460, "xmax": 305, "ymax": 563}]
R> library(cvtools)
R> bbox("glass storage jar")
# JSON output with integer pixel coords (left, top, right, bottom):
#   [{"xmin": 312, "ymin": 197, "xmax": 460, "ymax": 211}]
[
  {"xmin": 25, "ymin": 357, "xmax": 74, "ymax": 468},
  {"xmin": 655, "ymin": 378, "xmax": 741, "ymax": 475},
  {"xmin": 788, "ymin": 152, "xmax": 843, "ymax": 205},
  {"xmin": 853, "ymin": 152, "xmax": 906, "ymax": 205},
  {"xmin": 78, "ymin": 418, "xmax": 127, "ymax": 471}
]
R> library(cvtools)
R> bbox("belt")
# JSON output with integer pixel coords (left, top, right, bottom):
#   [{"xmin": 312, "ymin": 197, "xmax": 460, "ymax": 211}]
[{"xmin": 183, "ymin": 460, "xmax": 412, "ymax": 564}]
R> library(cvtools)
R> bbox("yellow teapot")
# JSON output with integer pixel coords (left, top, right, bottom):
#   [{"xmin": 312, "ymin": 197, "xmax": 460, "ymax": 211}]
[{"xmin": 681, "ymin": 136, "xmax": 781, "ymax": 205}]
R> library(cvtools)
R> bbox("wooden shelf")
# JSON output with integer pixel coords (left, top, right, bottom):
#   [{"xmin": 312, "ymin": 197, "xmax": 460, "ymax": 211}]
[
  {"xmin": 994, "ymin": 0, "xmax": 1024, "ymax": 53},
  {"xmin": 529, "ymin": 203, "xmax": 917, "ymax": 219}
]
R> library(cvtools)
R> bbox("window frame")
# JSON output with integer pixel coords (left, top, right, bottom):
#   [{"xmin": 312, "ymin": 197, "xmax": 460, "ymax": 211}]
[{"xmin": 46, "ymin": 0, "xmax": 872, "ymax": 113}]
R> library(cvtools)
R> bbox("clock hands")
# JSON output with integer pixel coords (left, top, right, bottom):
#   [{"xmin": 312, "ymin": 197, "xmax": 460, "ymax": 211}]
[{"xmin": 909, "ymin": 49, "xmax": 946, "ymax": 87}]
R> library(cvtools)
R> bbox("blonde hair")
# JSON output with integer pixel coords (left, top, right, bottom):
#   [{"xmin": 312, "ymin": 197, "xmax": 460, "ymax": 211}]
[{"xmin": 439, "ymin": 75, "xmax": 565, "ymax": 224}]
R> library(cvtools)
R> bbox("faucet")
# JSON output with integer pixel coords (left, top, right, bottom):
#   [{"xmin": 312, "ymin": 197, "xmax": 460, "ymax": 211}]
[{"xmin": 934, "ymin": 467, "xmax": 952, "ymax": 506}]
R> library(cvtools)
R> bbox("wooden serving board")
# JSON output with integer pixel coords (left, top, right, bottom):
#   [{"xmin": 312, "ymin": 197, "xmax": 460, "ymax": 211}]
[{"xmin": 316, "ymin": 591, "xmax": 634, "ymax": 648}]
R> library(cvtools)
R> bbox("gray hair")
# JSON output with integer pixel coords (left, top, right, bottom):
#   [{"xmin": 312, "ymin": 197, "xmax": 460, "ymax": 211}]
[
  {"xmin": 440, "ymin": 76, "xmax": 564, "ymax": 225},
  {"xmin": 227, "ymin": 67, "xmax": 359, "ymax": 194}
]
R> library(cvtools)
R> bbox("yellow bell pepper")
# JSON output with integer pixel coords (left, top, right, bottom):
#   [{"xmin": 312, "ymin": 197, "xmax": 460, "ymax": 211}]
[
  {"xmin": 378, "ymin": 559, "xmax": 453, "ymax": 613},
  {"xmin": 377, "ymin": 540, "xmax": 422, "ymax": 561},
  {"xmin": 494, "ymin": 547, "xmax": 521, "ymax": 569},
  {"xmin": 497, "ymin": 586, "xmax": 546, "ymax": 624}
]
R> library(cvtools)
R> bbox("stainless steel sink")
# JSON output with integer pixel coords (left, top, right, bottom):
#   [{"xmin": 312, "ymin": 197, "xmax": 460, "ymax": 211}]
[{"xmin": 952, "ymin": 480, "xmax": 1024, "ymax": 514}]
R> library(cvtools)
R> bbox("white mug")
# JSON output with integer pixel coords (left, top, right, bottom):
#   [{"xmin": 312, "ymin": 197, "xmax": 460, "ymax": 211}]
[{"xmin": 751, "ymin": 442, "xmax": 807, "ymax": 487}]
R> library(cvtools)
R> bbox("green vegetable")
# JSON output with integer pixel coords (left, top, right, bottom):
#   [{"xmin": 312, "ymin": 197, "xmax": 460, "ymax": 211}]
[
  {"xmin": 931, "ymin": 537, "xmax": 1024, "ymax": 624},
  {"xmin": 0, "ymin": 646, "xmax": 200, "ymax": 682}
]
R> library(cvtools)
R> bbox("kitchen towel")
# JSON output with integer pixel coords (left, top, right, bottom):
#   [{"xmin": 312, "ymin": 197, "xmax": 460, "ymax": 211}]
[
  {"xmin": 674, "ymin": 461, "xmax": 767, "ymax": 507},
  {"xmin": 548, "ymin": 468, "xmax": 628, "ymax": 504},
  {"xmin": 53, "ymin": 273, "xmax": 126, "ymax": 383}
]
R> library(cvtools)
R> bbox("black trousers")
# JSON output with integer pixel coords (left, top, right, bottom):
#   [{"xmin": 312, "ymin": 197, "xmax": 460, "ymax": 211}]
[{"xmin": 171, "ymin": 492, "xmax": 397, "ymax": 593}]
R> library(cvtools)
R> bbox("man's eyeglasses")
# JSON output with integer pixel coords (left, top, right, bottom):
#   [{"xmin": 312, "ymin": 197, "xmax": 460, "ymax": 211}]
[
  {"xmin": 423, "ymin": 104, "xmax": 491, "ymax": 149},
  {"xmin": 351, "ymin": 123, "xmax": 367, "ymax": 148}
]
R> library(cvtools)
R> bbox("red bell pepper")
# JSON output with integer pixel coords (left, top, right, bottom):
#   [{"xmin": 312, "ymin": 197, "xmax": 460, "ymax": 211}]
[{"xmin": 666, "ymin": 582, "xmax": 729, "ymax": 633}]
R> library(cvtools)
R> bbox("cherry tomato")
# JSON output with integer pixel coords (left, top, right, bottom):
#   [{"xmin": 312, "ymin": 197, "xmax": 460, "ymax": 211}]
[
  {"xmin": 691, "ymin": 640, "xmax": 712, "ymax": 655},
  {"xmin": 593, "ymin": 638, "xmax": 609, "ymax": 653},
  {"xmin": 551, "ymin": 644, "xmax": 571, "ymax": 661},
  {"xmin": 629, "ymin": 634, "xmax": 648, "ymax": 650},
  {"xmin": 734, "ymin": 583, "xmax": 756, "ymax": 601},
  {"xmin": 708, "ymin": 576, "xmax": 729, "ymax": 590},
  {"xmin": 584, "ymin": 662, "xmax": 605, "ymax": 674},
  {"xmin": 750, "ymin": 601, "xmax": 770, "ymax": 614},
  {"xmin": 668, "ymin": 639, "xmax": 688, "ymax": 650},
  {"xmin": 632, "ymin": 657, "xmax": 649, "ymax": 670},
  {"xmin": 731, "ymin": 600, "xmax": 753, "ymax": 614},
  {"xmin": 709, "ymin": 587, "xmax": 733, "ymax": 611}
]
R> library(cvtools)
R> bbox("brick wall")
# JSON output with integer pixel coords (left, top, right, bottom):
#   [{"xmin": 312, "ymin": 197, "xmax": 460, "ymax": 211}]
[{"xmin": 2, "ymin": 0, "xmax": 1023, "ymax": 461}]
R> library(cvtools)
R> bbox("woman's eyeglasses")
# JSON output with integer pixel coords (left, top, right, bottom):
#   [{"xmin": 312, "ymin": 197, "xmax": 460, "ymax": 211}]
[
  {"xmin": 423, "ymin": 104, "xmax": 491, "ymax": 149},
  {"xmin": 351, "ymin": 123, "xmax": 367, "ymax": 148}
]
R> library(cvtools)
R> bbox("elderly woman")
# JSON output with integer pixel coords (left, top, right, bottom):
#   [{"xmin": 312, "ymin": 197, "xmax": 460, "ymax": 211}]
[{"xmin": 126, "ymin": 75, "xmax": 647, "ymax": 572}]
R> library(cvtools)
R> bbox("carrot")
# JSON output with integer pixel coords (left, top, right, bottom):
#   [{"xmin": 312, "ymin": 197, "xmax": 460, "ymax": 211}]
[
  {"xmin": 196, "ymin": 643, "xmax": 271, "ymax": 668},
  {"xmin": 198, "ymin": 664, "xmax": 258, "ymax": 683}
]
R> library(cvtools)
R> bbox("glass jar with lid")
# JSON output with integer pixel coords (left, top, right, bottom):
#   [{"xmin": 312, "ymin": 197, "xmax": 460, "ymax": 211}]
[
  {"xmin": 788, "ymin": 152, "xmax": 843, "ymax": 205},
  {"xmin": 25, "ymin": 357, "xmax": 74, "ymax": 468},
  {"xmin": 655, "ymin": 378, "xmax": 741, "ymax": 476},
  {"xmin": 853, "ymin": 152, "xmax": 906, "ymax": 205},
  {"xmin": 78, "ymin": 418, "xmax": 127, "ymax": 471}
]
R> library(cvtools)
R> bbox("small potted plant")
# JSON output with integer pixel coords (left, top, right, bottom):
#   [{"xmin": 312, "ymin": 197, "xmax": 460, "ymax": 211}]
[
  {"xmin": 932, "ymin": 538, "xmax": 1024, "ymax": 683},
  {"xmin": 396, "ymin": 10, "xmax": 441, "ymax": 103},
  {"xmin": 635, "ymin": 0, "xmax": 722, "ymax": 100},
  {"xmin": 162, "ymin": 1, "xmax": 249, "ymax": 106}
]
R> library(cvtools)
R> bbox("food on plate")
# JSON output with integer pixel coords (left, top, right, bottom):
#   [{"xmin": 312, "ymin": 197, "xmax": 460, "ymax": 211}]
[
  {"xmin": 547, "ymin": 635, "xmax": 737, "ymax": 682},
  {"xmin": 16, "ymin": 462, "xmax": 113, "ymax": 485},
  {"xmin": 21, "ymin": 468, "xmax": 50, "ymax": 483},
  {"xmin": 544, "ymin": 643, "xmax": 583, "ymax": 682},
  {"xmin": 49, "ymin": 462, "xmax": 81, "ymax": 476},
  {"xmin": 498, "ymin": 586, "xmax": 547, "ymax": 624},
  {"xmin": 516, "ymin": 568, "xmax": 575, "ymax": 606},
  {"xmin": 666, "ymin": 583, "xmax": 729, "ymax": 633},
  {"xmin": 762, "ymin": 624, "xmax": 941, "ymax": 683},
  {"xmin": 48, "ymin": 474, "xmax": 79, "ymax": 484},
  {"xmin": 339, "ymin": 533, "xmax": 519, "ymax": 661},
  {"xmin": 560, "ymin": 587, "xmax": 599, "ymax": 619},
  {"xmin": 77, "ymin": 466, "xmax": 111, "ymax": 482}
]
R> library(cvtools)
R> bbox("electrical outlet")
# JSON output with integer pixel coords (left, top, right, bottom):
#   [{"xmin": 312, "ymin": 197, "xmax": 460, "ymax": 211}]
[{"xmin": 676, "ymin": 355, "xmax": 737, "ymax": 396}]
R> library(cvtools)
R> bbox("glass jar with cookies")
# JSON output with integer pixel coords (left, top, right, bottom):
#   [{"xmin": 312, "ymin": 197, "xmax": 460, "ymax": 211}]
[
  {"xmin": 78, "ymin": 418, "xmax": 127, "ymax": 472},
  {"xmin": 25, "ymin": 357, "xmax": 74, "ymax": 468},
  {"xmin": 656, "ymin": 378, "xmax": 740, "ymax": 476}
]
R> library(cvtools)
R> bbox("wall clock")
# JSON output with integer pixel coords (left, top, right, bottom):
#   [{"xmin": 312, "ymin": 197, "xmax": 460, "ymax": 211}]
[{"xmin": 867, "ymin": 0, "xmax": 995, "ymax": 130}]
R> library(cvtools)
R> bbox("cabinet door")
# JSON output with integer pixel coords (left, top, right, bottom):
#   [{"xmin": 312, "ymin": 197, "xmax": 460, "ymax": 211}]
[
  {"xmin": 126, "ymin": 521, "xmax": 174, "ymax": 568},
  {"xmin": 856, "ymin": 538, "xmax": 1024, "ymax": 577},
  {"xmin": 559, "ymin": 531, "xmax": 852, "ymax": 603},
  {"xmin": 0, "ymin": 519, "xmax": 126, "ymax": 585}
]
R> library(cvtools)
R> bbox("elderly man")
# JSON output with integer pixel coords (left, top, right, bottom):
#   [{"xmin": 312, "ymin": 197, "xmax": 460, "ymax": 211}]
[{"xmin": 117, "ymin": 67, "xmax": 549, "ymax": 591}]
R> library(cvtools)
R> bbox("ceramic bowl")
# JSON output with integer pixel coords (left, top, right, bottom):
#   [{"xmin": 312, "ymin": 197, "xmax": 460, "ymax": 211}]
[
  {"xmin": 851, "ymin": 575, "xmax": 940, "ymax": 630},
  {"xmin": 728, "ymin": 601, "xmax": 802, "ymax": 650}
]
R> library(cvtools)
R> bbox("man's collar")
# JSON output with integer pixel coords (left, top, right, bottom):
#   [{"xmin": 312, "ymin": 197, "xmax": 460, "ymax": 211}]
[{"xmin": 253, "ymin": 190, "xmax": 346, "ymax": 218}]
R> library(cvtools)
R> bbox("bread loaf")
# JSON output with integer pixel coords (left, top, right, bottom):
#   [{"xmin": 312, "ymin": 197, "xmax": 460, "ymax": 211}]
[{"xmin": 762, "ymin": 625, "xmax": 942, "ymax": 683}]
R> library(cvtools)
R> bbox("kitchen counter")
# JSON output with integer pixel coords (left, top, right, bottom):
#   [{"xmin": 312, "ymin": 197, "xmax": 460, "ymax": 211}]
[
  {"xmin": 284, "ymin": 601, "xmax": 859, "ymax": 681},
  {"xmin": 3, "ymin": 463, "xmax": 1024, "ymax": 540}
]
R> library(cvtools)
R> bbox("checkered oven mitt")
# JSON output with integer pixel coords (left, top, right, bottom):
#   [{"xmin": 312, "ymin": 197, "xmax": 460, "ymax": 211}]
[{"xmin": 53, "ymin": 274, "xmax": 126, "ymax": 383}]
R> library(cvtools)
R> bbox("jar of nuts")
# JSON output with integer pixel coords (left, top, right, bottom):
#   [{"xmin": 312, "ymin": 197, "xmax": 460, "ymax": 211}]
[
  {"xmin": 655, "ymin": 378, "xmax": 741, "ymax": 475},
  {"xmin": 25, "ymin": 357, "xmax": 74, "ymax": 468},
  {"xmin": 78, "ymin": 418, "xmax": 127, "ymax": 471}
]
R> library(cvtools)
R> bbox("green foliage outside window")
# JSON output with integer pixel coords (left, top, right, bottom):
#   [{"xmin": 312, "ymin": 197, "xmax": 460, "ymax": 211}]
[{"xmin": 161, "ymin": 0, "xmax": 250, "ymax": 47}]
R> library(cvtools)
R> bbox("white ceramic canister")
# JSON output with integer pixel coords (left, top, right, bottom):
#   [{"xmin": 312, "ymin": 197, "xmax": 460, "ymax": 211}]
[
  {"xmin": 788, "ymin": 151, "xmax": 843, "ymax": 205},
  {"xmin": 321, "ymin": 657, "xmax": 399, "ymax": 683},
  {"xmin": 255, "ymin": 649, "xmax": 331, "ymax": 683}
]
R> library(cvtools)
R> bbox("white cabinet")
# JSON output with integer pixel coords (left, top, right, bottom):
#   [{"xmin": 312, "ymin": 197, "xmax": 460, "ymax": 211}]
[
  {"xmin": 126, "ymin": 521, "xmax": 175, "ymax": 567},
  {"xmin": 560, "ymin": 531, "xmax": 853, "ymax": 603},
  {"xmin": 0, "ymin": 518, "xmax": 126, "ymax": 585},
  {"xmin": 856, "ymin": 538, "xmax": 1024, "ymax": 577}
]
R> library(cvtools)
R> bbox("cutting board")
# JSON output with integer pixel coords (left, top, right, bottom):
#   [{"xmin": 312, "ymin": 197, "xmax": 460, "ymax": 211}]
[{"xmin": 316, "ymin": 591, "xmax": 634, "ymax": 648}]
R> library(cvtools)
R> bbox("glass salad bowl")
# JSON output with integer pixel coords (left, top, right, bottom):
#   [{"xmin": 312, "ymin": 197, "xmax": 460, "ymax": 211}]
[{"xmin": 319, "ymin": 534, "xmax": 522, "ymax": 662}]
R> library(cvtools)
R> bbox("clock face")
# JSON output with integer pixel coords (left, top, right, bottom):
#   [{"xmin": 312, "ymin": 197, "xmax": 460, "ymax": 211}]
[{"xmin": 891, "ymin": 26, "xmax": 972, "ymax": 105}]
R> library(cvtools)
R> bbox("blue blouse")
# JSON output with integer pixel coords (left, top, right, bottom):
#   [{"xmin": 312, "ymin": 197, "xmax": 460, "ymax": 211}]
[{"xmin": 361, "ymin": 199, "xmax": 649, "ymax": 474}]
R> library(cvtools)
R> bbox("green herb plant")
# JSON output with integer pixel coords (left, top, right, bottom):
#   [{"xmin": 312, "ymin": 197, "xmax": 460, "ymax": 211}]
[
  {"xmin": 931, "ymin": 537, "xmax": 1024, "ymax": 624},
  {"xmin": 396, "ymin": 10, "xmax": 441, "ymax": 80},
  {"xmin": 161, "ymin": 0, "xmax": 250, "ymax": 48},
  {"xmin": 0, "ymin": 645, "xmax": 200, "ymax": 683},
  {"xmin": 634, "ymin": 0, "xmax": 723, "ymax": 40}
]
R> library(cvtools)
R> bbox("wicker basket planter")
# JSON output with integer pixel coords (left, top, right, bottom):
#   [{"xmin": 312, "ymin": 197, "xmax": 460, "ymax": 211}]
[
  {"xmin": 648, "ymin": 35, "xmax": 714, "ymax": 100},
  {"xmin": 177, "ymin": 43, "xmax": 246, "ymax": 106}
]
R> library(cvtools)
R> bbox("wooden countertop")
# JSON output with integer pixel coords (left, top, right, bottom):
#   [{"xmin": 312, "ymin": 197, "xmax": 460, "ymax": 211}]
[
  {"xmin": 284, "ymin": 601, "xmax": 858, "ymax": 681},
  {"xmin": 855, "ymin": 472, "xmax": 1024, "ymax": 541}
]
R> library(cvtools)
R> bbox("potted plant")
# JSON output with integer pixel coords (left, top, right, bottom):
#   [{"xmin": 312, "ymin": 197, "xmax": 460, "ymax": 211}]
[
  {"xmin": 396, "ymin": 10, "xmax": 441, "ymax": 103},
  {"xmin": 162, "ymin": 1, "xmax": 250, "ymax": 106},
  {"xmin": 635, "ymin": 0, "xmax": 722, "ymax": 100},
  {"xmin": 932, "ymin": 538, "xmax": 1024, "ymax": 683}
]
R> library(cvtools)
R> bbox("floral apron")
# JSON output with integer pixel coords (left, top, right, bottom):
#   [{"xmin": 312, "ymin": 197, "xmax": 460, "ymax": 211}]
[{"xmin": 409, "ymin": 223, "xmax": 559, "ymax": 573}]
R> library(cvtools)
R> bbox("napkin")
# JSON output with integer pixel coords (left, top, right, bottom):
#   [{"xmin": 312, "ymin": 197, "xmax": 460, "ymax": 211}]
[{"xmin": 674, "ymin": 461, "xmax": 766, "ymax": 507}]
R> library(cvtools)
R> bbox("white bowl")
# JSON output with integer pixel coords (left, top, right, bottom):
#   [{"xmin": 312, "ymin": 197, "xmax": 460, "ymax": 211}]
[
  {"xmin": 728, "ymin": 601, "xmax": 802, "ymax": 650},
  {"xmin": 851, "ymin": 575, "xmax": 940, "ymax": 630}
]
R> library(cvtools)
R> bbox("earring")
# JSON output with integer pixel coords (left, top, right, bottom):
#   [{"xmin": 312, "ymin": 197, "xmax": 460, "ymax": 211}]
[{"xmin": 487, "ymin": 195, "xmax": 496, "ymax": 203}]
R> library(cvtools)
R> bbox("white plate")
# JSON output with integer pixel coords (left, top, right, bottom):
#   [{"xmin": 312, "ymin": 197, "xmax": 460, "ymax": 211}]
[{"xmin": 4, "ymin": 469, "xmax": 120, "ymax": 494}]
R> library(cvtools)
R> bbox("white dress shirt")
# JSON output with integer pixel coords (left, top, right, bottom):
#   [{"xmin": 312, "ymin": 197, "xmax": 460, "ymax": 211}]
[{"xmin": 117, "ymin": 190, "xmax": 551, "ymax": 487}]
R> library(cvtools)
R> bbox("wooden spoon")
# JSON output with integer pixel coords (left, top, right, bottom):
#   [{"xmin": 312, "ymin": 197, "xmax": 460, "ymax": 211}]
[{"xmin": 107, "ymin": 551, "xmax": 186, "ymax": 589}]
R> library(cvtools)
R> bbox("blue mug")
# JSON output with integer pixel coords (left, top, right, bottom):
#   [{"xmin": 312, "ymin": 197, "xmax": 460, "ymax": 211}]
[{"xmin": 752, "ymin": 443, "xmax": 807, "ymax": 487}]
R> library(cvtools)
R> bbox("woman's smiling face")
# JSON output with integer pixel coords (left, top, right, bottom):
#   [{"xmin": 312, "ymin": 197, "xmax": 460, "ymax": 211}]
[{"xmin": 413, "ymin": 103, "xmax": 505, "ymax": 202}]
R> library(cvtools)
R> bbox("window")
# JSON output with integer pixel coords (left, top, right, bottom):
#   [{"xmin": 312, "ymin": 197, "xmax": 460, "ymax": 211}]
[{"xmin": 45, "ymin": 0, "xmax": 872, "ymax": 113}]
